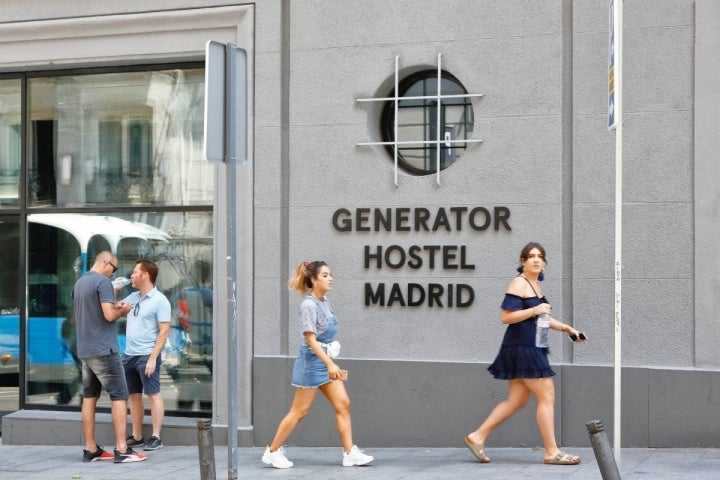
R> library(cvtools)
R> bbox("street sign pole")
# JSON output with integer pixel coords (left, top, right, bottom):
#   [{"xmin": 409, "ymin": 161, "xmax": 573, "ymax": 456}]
[
  {"xmin": 225, "ymin": 43, "xmax": 247, "ymax": 480},
  {"xmin": 225, "ymin": 42, "xmax": 239, "ymax": 480},
  {"xmin": 609, "ymin": 0, "xmax": 623, "ymax": 465},
  {"xmin": 204, "ymin": 40, "xmax": 247, "ymax": 480}
]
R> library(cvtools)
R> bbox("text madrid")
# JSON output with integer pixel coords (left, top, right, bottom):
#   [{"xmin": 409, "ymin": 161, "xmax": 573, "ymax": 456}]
[{"xmin": 364, "ymin": 282, "xmax": 475, "ymax": 308}]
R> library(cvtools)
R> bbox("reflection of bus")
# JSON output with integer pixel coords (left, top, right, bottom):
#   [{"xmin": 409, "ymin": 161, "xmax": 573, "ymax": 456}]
[
  {"xmin": 28, "ymin": 213, "xmax": 171, "ymax": 273},
  {"xmin": 0, "ymin": 214, "xmax": 171, "ymax": 403}
]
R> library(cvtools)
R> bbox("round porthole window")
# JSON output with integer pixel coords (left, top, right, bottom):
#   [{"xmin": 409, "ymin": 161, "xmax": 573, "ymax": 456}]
[{"xmin": 380, "ymin": 70, "xmax": 475, "ymax": 176}]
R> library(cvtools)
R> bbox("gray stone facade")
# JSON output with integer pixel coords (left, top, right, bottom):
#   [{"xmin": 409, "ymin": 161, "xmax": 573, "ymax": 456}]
[{"xmin": 2, "ymin": 0, "xmax": 719, "ymax": 448}]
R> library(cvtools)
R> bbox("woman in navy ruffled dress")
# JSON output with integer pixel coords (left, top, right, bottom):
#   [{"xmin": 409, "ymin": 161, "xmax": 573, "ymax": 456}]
[{"xmin": 464, "ymin": 242, "xmax": 586, "ymax": 465}]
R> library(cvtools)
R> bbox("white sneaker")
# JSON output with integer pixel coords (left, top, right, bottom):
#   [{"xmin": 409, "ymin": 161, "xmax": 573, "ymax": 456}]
[
  {"xmin": 262, "ymin": 446, "xmax": 294, "ymax": 469},
  {"xmin": 342, "ymin": 445, "xmax": 374, "ymax": 467}
]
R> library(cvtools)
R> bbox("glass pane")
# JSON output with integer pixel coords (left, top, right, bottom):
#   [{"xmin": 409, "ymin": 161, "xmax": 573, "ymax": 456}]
[
  {"xmin": 0, "ymin": 217, "xmax": 20, "ymax": 417},
  {"xmin": 27, "ymin": 69, "xmax": 212, "ymax": 207},
  {"xmin": 383, "ymin": 72, "xmax": 474, "ymax": 176},
  {"xmin": 0, "ymin": 79, "xmax": 21, "ymax": 207},
  {"xmin": 24, "ymin": 211, "xmax": 213, "ymax": 414}
]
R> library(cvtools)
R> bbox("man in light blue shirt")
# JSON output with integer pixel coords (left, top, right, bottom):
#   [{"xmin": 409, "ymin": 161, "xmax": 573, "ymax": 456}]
[{"xmin": 121, "ymin": 259, "xmax": 171, "ymax": 451}]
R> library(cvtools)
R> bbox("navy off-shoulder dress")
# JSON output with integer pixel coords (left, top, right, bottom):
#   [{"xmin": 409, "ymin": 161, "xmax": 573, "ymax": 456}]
[{"xmin": 487, "ymin": 293, "xmax": 555, "ymax": 379}]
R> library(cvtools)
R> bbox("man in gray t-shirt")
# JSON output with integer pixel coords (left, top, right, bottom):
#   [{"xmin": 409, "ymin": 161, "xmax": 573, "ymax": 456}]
[
  {"xmin": 74, "ymin": 267, "xmax": 122, "ymax": 359},
  {"xmin": 73, "ymin": 251, "xmax": 146, "ymax": 463}
]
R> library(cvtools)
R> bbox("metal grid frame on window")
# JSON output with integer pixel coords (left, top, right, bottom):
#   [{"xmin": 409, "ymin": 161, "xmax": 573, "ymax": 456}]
[{"xmin": 356, "ymin": 54, "xmax": 483, "ymax": 186}]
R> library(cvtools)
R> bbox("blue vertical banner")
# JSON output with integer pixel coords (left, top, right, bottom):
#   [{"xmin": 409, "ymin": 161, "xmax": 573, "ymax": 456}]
[{"xmin": 608, "ymin": 0, "xmax": 617, "ymax": 130}]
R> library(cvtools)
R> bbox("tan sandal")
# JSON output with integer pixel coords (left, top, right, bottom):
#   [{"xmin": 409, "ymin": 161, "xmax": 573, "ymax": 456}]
[
  {"xmin": 544, "ymin": 451, "xmax": 581, "ymax": 465},
  {"xmin": 463, "ymin": 436, "xmax": 490, "ymax": 463}
]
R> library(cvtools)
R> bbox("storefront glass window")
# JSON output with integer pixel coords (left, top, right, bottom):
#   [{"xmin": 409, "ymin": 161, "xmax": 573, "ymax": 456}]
[
  {"xmin": 0, "ymin": 216, "xmax": 20, "ymax": 418},
  {"xmin": 0, "ymin": 79, "xmax": 21, "ymax": 207},
  {"xmin": 27, "ymin": 69, "xmax": 211, "ymax": 207},
  {"xmin": 24, "ymin": 211, "xmax": 213, "ymax": 413}
]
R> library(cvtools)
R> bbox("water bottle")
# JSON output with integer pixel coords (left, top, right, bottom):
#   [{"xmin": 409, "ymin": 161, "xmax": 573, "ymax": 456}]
[
  {"xmin": 112, "ymin": 276, "xmax": 131, "ymax": 289},
  {"xmin": 535, "ymin": 313, "xmax": 550, "ymax": 348}
]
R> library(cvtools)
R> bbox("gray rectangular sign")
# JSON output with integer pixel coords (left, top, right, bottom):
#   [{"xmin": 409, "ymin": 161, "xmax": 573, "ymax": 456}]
[
  {"xmin": 204, "ymin": 40, "xmax": 225, "ymax": 162},
  {"xmin": 228, "ymin": 45, "xmax": 247, "ymax": 164}
]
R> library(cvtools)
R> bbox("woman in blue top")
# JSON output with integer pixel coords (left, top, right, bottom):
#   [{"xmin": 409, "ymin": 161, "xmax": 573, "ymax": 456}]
[
  {"xmin": 464, "ymin": 243, "xmax": 586, "ymax": 466},
  {"xmin": 262, "ymin": 261, "xmax": 374, "ymax": 469}
]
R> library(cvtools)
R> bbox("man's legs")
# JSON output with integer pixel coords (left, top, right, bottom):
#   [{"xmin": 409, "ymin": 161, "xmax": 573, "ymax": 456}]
[
  {"xmin": 80, "ymin": 359, "xmax": 104, "ymax": 452},
  {"xmin": 81, "ymin": 354, "xmax": 145, "ymax": 461},
  {"xmin": 92, "ymin": 353, "xmax": 131, "ymax": 453},
  {"xmin": 82, "ymin": 396, "xmax": 99, "ymax": 452},
  {"xmin": 128, "ymin": 393, "xmax": 145, "ymax": 440},
  {"xmin": 111, "ymin": 399, "xmax": 129, "ymax": 453},
  {"xmin": 147, "ymin": 392, "xmax": 165, "ymax": 439},
  {"xmin": 139, "ymin": 355, "xmax": 164, "ymax": 443},
  {"xmin": 123, "ymin": 355, "xmax": 145, "ymax": 442}
]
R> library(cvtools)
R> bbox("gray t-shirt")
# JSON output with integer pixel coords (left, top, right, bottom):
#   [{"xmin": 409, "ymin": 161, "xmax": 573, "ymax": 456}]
[
  {"xmin": 73, "ymin": 270, "xmax": 120, "ymax": 358},
  {"xmin": 298, "ymin": 295, "xmax": 334, "ymax": 345}
]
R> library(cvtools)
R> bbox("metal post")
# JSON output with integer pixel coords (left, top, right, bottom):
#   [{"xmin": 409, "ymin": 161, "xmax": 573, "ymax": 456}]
[
  {"xmin": 197, "ymin": 420, "xmax": 217, "ymax": 480},
  {"xmin": 204, "ymin": 40, "xmax": 246, "ymax": 480},
  {"xmin": 586, "ymin": 420, "xmax": 622, "ymax": 480},
  {"xmin": 225, "ymin": 43, "xmax": 239, "ymax": 480},
  {"xmin": 609, "ymin": 0, "xmax": 624, "ymax": 463}
]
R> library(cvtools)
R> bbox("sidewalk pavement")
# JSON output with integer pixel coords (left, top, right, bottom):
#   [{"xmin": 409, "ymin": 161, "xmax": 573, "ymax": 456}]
[{"xmin": 1, "ymin": 443, "xmax": 719, "ymax": 480}]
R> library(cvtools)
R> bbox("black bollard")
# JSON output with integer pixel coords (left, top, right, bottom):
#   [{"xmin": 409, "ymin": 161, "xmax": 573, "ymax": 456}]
[
  {"xmin": 586, "ymin": 420, "xmax": 622, "ymax": 480},
  {"xmin": 197, "ymin": 419, "xmax": 217, "ymax": 480}
]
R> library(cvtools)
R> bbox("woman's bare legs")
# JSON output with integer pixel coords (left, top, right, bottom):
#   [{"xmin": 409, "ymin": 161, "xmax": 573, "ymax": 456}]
[
  {"xmin": 319, "ymin": 380, "xmax": 353, "ymax": 452},
  {"xmin": 268, "ymin": 387, "xmax": 318, "ymax": 452},
  {"xmin": 467, "ymin": 379, "xmax": 531, "ymax": 445},
  {"xmin": 522, "ymin": 377, "xmax": 562, "ymax": 460},
  {"xmin": 267, "ymin": 381, "xmax": 353, "ymax": 453},
  {"xmin": 468, "ymin": 377, "xmax": 578, "ymax": 463}
]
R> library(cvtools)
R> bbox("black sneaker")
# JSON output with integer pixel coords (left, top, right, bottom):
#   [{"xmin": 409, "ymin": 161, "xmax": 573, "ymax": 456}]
[
  {"xmin": 114, "ymin": 447, "xmax": 147, "ymax": 463},
  {"xmin": 83, "ymin": 445, "xmax": 114, "ymax": 462},
  {"xmin": 143, "ymin": 435, "xmax": 164, "ymax": 451},
  {"xmin": 126, "ymin": 435, "xmax": 145, "ymax": 447}
]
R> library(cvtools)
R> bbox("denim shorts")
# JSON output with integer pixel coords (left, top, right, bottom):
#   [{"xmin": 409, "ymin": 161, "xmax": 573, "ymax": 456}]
[
  {"xmin": 122, "ymin": 354, "xmax": 162, "ymax": 395},
  {"xmin": 291, "ymin": 345, "xmax": 331, "ymax": 388},
  {"xmin": 82, "ymin": 353, "xmax": 129, "ymax": 400}
]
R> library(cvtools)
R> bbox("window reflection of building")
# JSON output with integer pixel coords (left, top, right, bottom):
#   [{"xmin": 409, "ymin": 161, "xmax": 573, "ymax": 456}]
[
  {"xmin": 27, "ymin": 69, "xmax": 208, "ymax": 207},
  {"xmin": 0, "ymin": 78, "xmax": 21, "ymax": 206}
]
